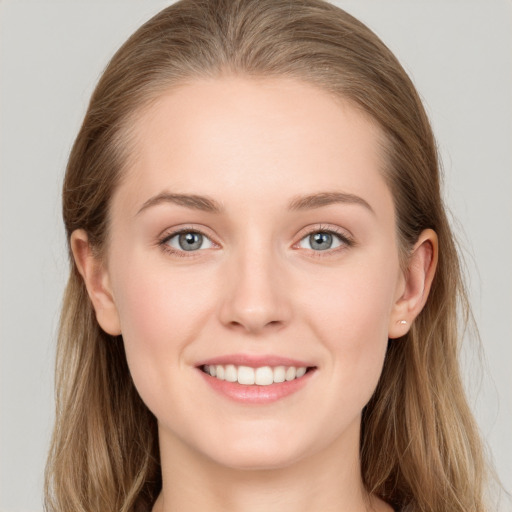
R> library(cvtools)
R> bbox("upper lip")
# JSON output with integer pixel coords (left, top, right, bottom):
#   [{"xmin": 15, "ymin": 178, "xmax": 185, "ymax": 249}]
[{"xmin": 196, "ymin": 354, "xmax": 315, "ymax": 368}]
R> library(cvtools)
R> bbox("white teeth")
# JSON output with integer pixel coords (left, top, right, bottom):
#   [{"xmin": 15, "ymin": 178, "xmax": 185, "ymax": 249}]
[
  {"xmin": 255, "ymin": 366, "xmax": 273, "ymax": 386},
  {"xmin": 273, "ymin": 366, "xmax": 286, "ymax": 383},
  {"xmin": 285, "ymin": 367, "xmax": 296, "ymax": 381},
  {"xmin": 237, "ymin": 365, "xmax": 255, "ymax": 385},
  {"xmin": 203, "ymin": 364, "xmax": 310, "ymax": 385},
  {"xmin": 296, "ymin": 367, "xmax": 307, "ymax": 378},
  {"xmin": 224, "ymin": 364, "xmax": 237, "ymax": 382}
]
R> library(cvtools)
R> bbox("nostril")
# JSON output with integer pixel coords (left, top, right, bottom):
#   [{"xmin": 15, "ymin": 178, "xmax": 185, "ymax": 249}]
[{"xmin": 226, "ymin": 318, "xmax": 284, "ymax": 333}]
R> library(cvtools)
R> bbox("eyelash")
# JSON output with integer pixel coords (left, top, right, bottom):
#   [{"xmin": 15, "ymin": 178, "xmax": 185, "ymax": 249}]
[
  {"xmin": 157, "ymin": 225, "xmax": 355, "ymax": 258},
  {"xmin": 158, "ymin": 226, "xmax": 215, "ymax": 258},
  {"xmin": 295, "ymin": 225, "xmax": 355, "ymax": 256}
]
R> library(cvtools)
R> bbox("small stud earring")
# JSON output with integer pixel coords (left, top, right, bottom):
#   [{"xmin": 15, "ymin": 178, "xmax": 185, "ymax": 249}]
[{"xmin": 398, "ymin": 320, "xmax": 407, "ymax": 325}]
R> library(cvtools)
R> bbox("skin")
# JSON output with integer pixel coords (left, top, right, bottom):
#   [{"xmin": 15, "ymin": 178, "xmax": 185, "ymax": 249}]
[{"xmin": 72, "ymin": 77, "xmax": 437, "ymax": 512}]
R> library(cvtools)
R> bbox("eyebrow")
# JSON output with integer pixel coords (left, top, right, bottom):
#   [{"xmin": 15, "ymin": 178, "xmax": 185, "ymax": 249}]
[
  {"xmin": 136, "ymin": 192, "xmax": 224, "ymax": 216},
  {"xmin": 288, "ymin": 191, "xmax": 374, "ymax": 214},
  {"xmin": 136, "ymin": 190, "xmax": 374, "ymax": 216}
]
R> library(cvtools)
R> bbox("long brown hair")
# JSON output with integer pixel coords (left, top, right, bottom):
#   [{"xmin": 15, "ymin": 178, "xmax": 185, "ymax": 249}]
[{"xmin": 45, "ymin": 1, "xmax": 488, "ymax": 511}]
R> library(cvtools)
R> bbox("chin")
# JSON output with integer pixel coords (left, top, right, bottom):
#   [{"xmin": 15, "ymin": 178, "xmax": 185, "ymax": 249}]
[
  {"xmin": 198, "ymin": 427, "xmax": 315, "ymax": 471},
  {"xmin": 209, "ymin": 447, "xmax": 305, "ymax": 472}
]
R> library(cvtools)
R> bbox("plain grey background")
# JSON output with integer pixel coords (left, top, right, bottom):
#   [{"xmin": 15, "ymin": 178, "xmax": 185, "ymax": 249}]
[{"xmin": 1, "ymin": 1, "xmax": 511, "ymax": 511}]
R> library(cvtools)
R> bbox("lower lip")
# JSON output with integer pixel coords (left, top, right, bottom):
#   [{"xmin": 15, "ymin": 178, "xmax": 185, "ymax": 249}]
[{"xmin": 198, "ymin": 368, "xmax": 316, "ymax": 404}]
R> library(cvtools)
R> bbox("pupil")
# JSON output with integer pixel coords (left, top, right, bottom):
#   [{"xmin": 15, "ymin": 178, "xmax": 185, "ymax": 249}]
[
  {"xmin": 310, "ymin": 232, "xmax": 332, "ymax": 250},
  {"xmin": 179, "ymin": 232, "xmax": 202, "ymax": 251}
]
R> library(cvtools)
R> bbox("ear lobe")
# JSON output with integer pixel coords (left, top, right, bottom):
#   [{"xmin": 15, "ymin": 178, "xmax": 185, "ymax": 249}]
[
  {"xmin": 388, "ymin": 229, "xmax": 438, "ymax": 339},
  {"xmin": 70, "ymin": 229, "xmax": 122, "ymax": 336}
]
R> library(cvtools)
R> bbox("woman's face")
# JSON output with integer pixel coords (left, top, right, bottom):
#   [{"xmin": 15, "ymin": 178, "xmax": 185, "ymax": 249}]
[{"xmin": 101, "ymin": 77, "xmax": 406, "ymax": 469}]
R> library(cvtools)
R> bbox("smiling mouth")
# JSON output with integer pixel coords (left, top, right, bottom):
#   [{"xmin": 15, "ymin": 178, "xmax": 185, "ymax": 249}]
[{"xmin": 200, "ymin": 364, "xmax": 315, "ymax": 386}]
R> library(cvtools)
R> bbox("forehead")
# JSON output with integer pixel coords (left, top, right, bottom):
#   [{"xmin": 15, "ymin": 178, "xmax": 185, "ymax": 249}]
[{"xmin": 117, "ymin": 76, "xmax": 392, "ymax": 217}]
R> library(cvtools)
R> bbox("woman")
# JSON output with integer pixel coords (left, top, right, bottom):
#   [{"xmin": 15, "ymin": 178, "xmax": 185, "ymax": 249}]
[{"xmin": 45, "ymin": 0, "xmax": 489, "ymax": 511}]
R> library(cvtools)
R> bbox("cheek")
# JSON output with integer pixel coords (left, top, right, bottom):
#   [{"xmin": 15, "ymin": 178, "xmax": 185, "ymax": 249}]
[
  {"xmin": 113, "ymin": 251, "xmax": 211, "ymax": 338},
  {"xmin": 301, "ymin": 254, "xmax": 399, "ymax": 391},
  {"xmin": 308, "ymin": 255, "xmax": 397, "ymax": 329},
  {"xmin": 110, "ymin": 256, "xmax": 216, "ymax": 398}
]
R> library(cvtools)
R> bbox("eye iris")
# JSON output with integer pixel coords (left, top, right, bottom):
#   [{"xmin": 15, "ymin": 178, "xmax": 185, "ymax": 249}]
[
  {"xmin": 178, "ymin": 232, "xmax": 203, "ymax": 251},
  {"xmin": 310, "ymin": 232, "xmax": 332, "ymax": 250}
]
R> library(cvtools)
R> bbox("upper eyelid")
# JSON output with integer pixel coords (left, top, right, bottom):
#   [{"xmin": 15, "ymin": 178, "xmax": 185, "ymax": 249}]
[
  {"xmin": 295, "ymin": 224, "xmax": 354, "ymax": 241},
  {"xmin": 159, "ymin": 225, "xmax": 216, "ymax": 241},
  {"xmin": 161, "ymin": 229, "xmax": 211, "ymax": 243}
]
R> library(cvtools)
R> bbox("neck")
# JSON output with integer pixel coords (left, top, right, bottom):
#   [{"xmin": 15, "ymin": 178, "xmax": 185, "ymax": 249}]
[{"xmin": 153, "ymin": 420, "xmax": 391, "ymax": 512}]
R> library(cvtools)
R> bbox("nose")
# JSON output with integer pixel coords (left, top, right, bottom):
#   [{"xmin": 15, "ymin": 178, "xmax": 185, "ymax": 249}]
[{"xmin": 218, "ymin": 242, "xmax": 292, "ymax": 335}]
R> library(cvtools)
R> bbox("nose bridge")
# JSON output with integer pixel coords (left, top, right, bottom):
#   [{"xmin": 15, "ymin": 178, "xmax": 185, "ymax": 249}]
[{"xmin": 219, "ymin": 228, "xmax": 291, "ymax": 333}]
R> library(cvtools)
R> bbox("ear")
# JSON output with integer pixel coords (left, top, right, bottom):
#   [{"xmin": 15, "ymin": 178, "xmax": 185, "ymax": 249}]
[
  {"xmin": 388, "ymin": 229, "xmax": 438, "ymax": 339},
  {"xmin": 70, "ymin": 229, "xmax": 122, "ymax": 336}
]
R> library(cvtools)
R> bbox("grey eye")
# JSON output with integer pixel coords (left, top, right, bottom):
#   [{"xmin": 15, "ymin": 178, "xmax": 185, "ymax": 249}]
[
  {"xmin": 166, "ymin": 231, "xmax": 213, "ymax": 251},
  {"xmin": 299, "ymin": 231, "xmax": 343, "ymax": 251}
]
